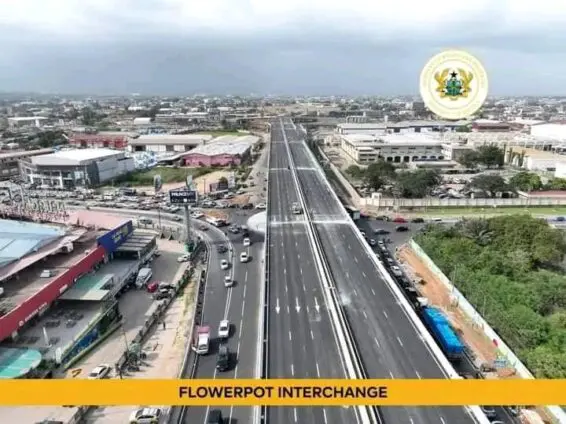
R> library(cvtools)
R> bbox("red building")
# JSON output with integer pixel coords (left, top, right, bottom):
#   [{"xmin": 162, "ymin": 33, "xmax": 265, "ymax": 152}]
[
  {"xmin": 68, "ymin": 132, "xmax": 134, "ymax": 150},
  {"xmin": 471, "ymin": 121, "xmax": 511, "ymax": 132}
]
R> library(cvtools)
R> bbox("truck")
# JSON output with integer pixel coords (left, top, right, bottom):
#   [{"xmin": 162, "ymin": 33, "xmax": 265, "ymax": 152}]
[
  {"xmin": 291, "ymin": 202, "xmax": 302, "ymax": 214},
  {"xmin": 192, "ymin": 325, "xmax": 210, "ymax": 355},
  {"xmin": 420, "ymin": 306, "xmax": 464, "ymax": 360}
]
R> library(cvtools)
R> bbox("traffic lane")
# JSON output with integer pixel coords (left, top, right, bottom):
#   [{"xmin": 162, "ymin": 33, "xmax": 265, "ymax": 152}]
[
  {"xmin": 267, "ymin": 227, "xmax": 297, "ymax": 424},
  {"xmin": 269, "ymin": 172, "xmax": 300, "ymax": 223},
  {"xmin": 270, "ymin": 142, "xmax": 290, "ymax": 169},
  {"xmin": 330, "ymin": 225, "xmax": 477, "ymax": 424},
  {"xmin": 289, "ymin": 142, "xmax": 314, "ymax": 168},
  {"xmin": 296, "ymin": 170, "xmax": 345, "ymax": 218}
]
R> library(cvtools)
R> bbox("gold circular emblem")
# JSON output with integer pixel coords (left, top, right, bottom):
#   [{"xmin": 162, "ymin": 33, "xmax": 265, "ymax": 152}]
[{"xmin": 419, "ymin": 50, "xmax": 489, "ymax": 120}]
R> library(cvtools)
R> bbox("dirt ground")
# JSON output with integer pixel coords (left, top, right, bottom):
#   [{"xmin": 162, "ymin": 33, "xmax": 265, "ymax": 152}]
[{"xmin": 397, "ymin": 245, "xmax": 501, "ymax": 367}]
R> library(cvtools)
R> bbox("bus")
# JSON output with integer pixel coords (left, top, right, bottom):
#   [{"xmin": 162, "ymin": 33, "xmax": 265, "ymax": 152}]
[{"xmin": 345, "ymin": 205, "xmax": 360, "ymax": 221}]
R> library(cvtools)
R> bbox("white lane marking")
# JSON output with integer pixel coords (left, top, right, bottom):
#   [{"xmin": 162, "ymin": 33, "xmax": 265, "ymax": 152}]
[
  {"xmin": 362, "ymin": 311, "xmax": 367, "ymax": 318},
  {"xmin": 415, "ymin": 371, "xmax": 421, "ymax": 379},
  {"xmin": 294, "ymin": 407, "xmax": 298, "ymax": 422},
  {"xmin": 371, "ymin": 288, "xmax": 376, "ymax": 296},
  {"xmin": 353, "ymin": 288, "xmax": 358, "ymax": 296},
  {"xmin": 289, "ymin": 331, "xmax": 292, "ymax": 341},
  {"xmin": 285, "ymin": 284, "xmax": 288, "ymax": 293},
  {"xmin": 243, "ymin": 284, "xmax": 247, "ymax": 298},
  {"xmin": 245, "ymin": 271, "xmax": 248, "ymax": 282},
  {"xmin": 362, "ymin": 271, "xmax": 366, "ymax": 278},
  {"xmin": 300, "ymin": 267, "xmax": 303, "ymax": 275},
  {"xmin": 440, "ymin": 417, "xmax": 446, "ymax": 424},
  {"xmin": 397, "ymin": 336, "xmax": 404, "ymax": 347},
  {"xmin": 284, "ymin": 268, "xmax": 287, "ymax": 275},
  {"xmin": 383, "ymin": 310, "xmax": 389, "ymax": 318},
  {"xmin": 291, "ymin": 364, "xmax": 295, "ymax": 376},
  {"xmin": 310, "ymin": 330, "xmax": 314, "ymax": 339},
  {"xmin": 409, "ymin": 418, "xmax": 414, "ymax": 424},
  {"xmin": 354, "ymin": 257, "xmax": 358, "ymax": 263},
  {"xmin": 316, "ymin": 362, "xmax": 320, "ymax": 377},
  {"xmin": 323, "ymin": 409, "xmax": 328, "ymax": 424},
  {"xmin": 374, "ymin": 337, "xmax": 380, "ymax": 348},
  {"xmin": 241, "ymin": 300, "xmax": 245, "ymax": 317},
  {"xmin": 287, "ymin": 305, "xmax": 290, "ymax": 314},
  {"xmin": 389, "ymin": 371, "xmax": 394, "ymax": 378},
  {"xmin": 239, "ymin": 323, "xmax": 243, "ymax": 338}
]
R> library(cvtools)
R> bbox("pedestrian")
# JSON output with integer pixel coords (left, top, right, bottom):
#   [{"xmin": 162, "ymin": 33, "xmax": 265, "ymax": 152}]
[{"xmin": 162, "ymin": 321, "xmax": 166, "ymax": 330}]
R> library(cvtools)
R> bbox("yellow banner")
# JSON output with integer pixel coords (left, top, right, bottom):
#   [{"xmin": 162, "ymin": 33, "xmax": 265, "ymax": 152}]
[{"xmin": 1, "ymin": 379, "xmax": 565, "ymax": 406}]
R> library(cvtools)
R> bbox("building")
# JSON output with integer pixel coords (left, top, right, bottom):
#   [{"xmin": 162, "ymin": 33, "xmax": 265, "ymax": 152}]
[
  {"xmin": 19, "ymin": 148, "xmax": 135, "ymax": 188},
  {"xmin": 182, "ymin": 135, "xmax": 259, "ymax": 166},
  {"xmin": 0, "ymin": 149, "xmax": 53, "ymax": 181},
  {"xmin": 340, "ymin": 133, "xmax": 445, "ymax": 165},
  {"xmin": 68, "ymin": 131, "xmax": 136, "ymax": 150},
  {"xmin": 128, "ymin": 134, "xmax": 213, "ymax": 154},
  {"xmin": 133, "ymin": 117, "xmax": 152, "ymax": 126},
  {"xmin": 336, "ymin": 123, "xmax": 387, "ymax": 135},
  {"xmin": 530, "ymin": 123, "xmax": 566, "ymax": 141},
  {"xmin": 7, "ymin": 117, "xmax": 48, "ymax": 129},
  {"xmin": 471, "ymin": 120, "xmax": 511, "ymax": 132}
]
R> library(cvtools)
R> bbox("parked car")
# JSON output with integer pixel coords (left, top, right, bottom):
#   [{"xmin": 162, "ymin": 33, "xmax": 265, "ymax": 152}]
[
  {"xmin": 218, "ymin": 319, "xmax": 230, "ymax": 339},
  {"xmin": 392, "ymin": 217, "xmax": 407, "ymax": 223},
  {"xmin": 129, "ymin": 407, "xmax": 162, "ymax": 424},
  {"xmin": 374, "ymin": 228, "xmax": 390, "ymax": 235},
  {"xmin": 154, "ymin": 288, "xmax": 172, "ymax": 300},
  {"xmin": 411, "ymin": 217, "xmax": 425, "ymax": 223},
  {"xmin": 396, "ymin": 226, "xmax": 409, "ymax": 232},
  {"xmin": 177, "ymin": 254, "xmax": 190, "ymax": 263},
  {"xmin": 147, "ymin": 281, "xmax": 159, "ymax": 293},
  {"xmin": 88, "ymin": 364, "xmax": 111, "ymax": 379},
  {"xmin": 242, "ymin": 203, "xmax": 254, "ymax": 210}
]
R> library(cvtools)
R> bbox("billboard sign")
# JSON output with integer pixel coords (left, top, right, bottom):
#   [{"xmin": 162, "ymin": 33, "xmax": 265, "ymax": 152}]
[
  {"xmin": 97, "ymin": 220, "xmax": 134, "ymax": 254},
  {"xmin": 169, "ymin": 189, "xmax": 198, "ymax": 205}
]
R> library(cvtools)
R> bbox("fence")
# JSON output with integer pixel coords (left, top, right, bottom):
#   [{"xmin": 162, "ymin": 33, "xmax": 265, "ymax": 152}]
[
  {"xmin": 408, "ymin": 240, "xmax": 566, "ymax": 424},
  {"xmin": 361, "ymin": 196, "xmax": 566, "ymax": 209}
]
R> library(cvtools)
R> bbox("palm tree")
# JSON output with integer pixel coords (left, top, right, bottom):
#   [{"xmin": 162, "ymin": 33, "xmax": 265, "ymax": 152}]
[{"xmin": 458, "ymin": 218, "xmax": 493, "ymax": 245}]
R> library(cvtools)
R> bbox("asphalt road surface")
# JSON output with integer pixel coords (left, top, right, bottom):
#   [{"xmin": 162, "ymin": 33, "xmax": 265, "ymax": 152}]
[
  {"xmin": 281, "ymin": 117, "xmax": 480, "ymax": 424},
  {"xmin": 267, "ymin": 119, "xmax": 358, "ymax": 424}
]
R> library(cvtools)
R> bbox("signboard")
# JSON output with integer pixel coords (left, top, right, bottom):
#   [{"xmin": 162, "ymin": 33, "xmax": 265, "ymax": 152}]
[
  {"xmin": 169, "ymin": 189, "xmax": 198, "ymax": 205},
  {"xmin": 96, "ymin": 220, "xmax": 134, "ymax": 254}
]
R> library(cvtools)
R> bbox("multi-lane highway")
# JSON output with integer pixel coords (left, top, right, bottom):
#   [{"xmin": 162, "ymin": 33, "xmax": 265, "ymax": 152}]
[
  {"xmin": 279, "ymin": 117, "xmax": 480, "ymax": 424},
  {"xmin": 267, "ymin": 120, "xmax": 358, "ymax": 424}
]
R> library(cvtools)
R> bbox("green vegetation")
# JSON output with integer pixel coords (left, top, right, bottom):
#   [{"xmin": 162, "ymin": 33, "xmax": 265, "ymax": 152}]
[
  {"xmin": 416, "ymin": 215, "xmax": 566, "ymax": 378},
  {"xmin": 196, "ymin": 130, "xmax": 243, "ymax": 137},
  {"xmin": 414, "ymin": 206, "xmax": 566, "ymax": 217},
  {"xmin": 118, "ymin": 166, "xmax": 214, "ymax": 186}
]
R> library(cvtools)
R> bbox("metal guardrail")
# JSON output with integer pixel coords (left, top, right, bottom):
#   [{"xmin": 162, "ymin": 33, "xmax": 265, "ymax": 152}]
[{"xmin": 281, "ymin": 118, "xmax": 380, "ymax": 424}]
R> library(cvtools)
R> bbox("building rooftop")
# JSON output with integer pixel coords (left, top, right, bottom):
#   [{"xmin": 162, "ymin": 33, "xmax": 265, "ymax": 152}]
[
  {"xmin": 0, "ymin": 220, "xmax": 67, "ymax": 270},
  {"xmin": 0, "ymin": 347, "xmax": 42, "ymax": 379},
  {"xmin": 0, "ymin": 148, "xmax": 53, "ymax": 160},
  {"xmin": 7, "ymin": 117, "xmax": 48, "ymax": 121},
  {"xmin": 31, "ymin": 148, "xmax": 122, "ymax": 166},
  {"xmin": 130, "ymin": 134, "xmax": 213, "ymax": 146},
  {"xmin": 185, "ymin": 135, "xmax": 258, "ymax": 157}
]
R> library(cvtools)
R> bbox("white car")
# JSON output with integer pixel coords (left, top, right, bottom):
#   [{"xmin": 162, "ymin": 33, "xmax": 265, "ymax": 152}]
[
  {"xmin": 255, "ymin": 203, "xmax": 266, "ymax": 209},
  {"xmin": 177, "ymin": 254, "xmax": 190, "ymax": 263},
  {"xmin": 129, "ymin": 407, "xmax": 162, "ymax": 424},
  {"xmin": 191, "ymin": 211, "xmax": 204, "ymax": 219},
  {"xmin": 218, "ymin": 320, "xmax": 230, "ymax": 338},
  {"xmin": 243, "ymin": 237, "xmax": 251, "ymax": 247},
  {"xmin": 220, "ymin": 259, "xmax": 229, "ymax": 270},
  {"xmin": 240, "ymin": 252, "xmax": 249, "ymax": 263},
  {"xmin": 224, "ymin": 275, "xmax": 234, "ymax": 287},
  {"xmin": 391, "ymin": 266, "xmax": 402, "ymax": 276},
  {"xmin": 88, "ymin": 364, "xmax": 111, "ymax": 379},
  {"xmin": 172, "ymin": 215, "xmax": 182, "ymax": 222}
]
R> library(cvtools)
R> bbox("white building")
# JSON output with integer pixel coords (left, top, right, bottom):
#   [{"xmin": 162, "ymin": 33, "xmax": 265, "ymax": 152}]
[
  {"xmin": 128, "ymin": 134, "xmax": 213, "ymax": 154},
  {"xmin": 8, "ymin": 117, "xmax": 48, "ymax": 129},
  {"xmin": 336, "ymin": 123, "xmax": 387, "ymax": 135},
  {"xmin": 530, "ymin": 123, "xmax": 566, "ymax": 140},
  {"xmin": 555, "ymin": 162, "xmax": 566, "ymax": 179},
  {"xmin": 20, "ymin": 148, "xmax": 135, "ymax": 188}
]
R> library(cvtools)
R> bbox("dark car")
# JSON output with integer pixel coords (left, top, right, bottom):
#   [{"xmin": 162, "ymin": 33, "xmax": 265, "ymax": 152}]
[
  {"xmin": 217, "ymin": 245, "xmax": 228, "ymax": 254},
  {"xmin": 207, "ymin": 409, "xmax": 224, "ymax": 424},
  {"xmin": 216, "ymin": 345, "xmax": 230, "ymax": 372},
  {"xmin": 241, "ymin": 203, "xmax": 254, "ymax": 210},
  {"xmin": 411, "ymin": 217, "xmax": 425, "ymax": 223},
  {"xmin": 374, "ymin": 228, "xmax": 390, "ymax": 235},
  {"xmin": 396, "ymin": 225, "xmax": 409, "ymax": 232}
]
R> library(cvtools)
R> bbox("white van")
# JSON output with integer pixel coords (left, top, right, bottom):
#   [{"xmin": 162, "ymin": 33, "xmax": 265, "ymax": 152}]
[{"xmin": 135, "ymin": 267, "xmax": 153, "ymax": 288}]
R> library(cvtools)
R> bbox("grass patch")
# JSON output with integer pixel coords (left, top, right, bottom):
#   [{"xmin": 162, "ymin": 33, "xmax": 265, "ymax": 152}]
[
  {"xmin": 118, "ymin": 166, "xmax": 216, "ymax": 186},
  {"xmin": 413, "ymin": 206, "xmax": 566, "ymax": 216},
  {"xmin": 196, "ymin": 130, "xmax": 243, "ymax": 137}
]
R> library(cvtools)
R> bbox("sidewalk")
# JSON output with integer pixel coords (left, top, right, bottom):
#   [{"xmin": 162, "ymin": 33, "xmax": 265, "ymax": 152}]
[{"xmin": 85, "ymin": 254, "xmax": 200, "ymax": 423}]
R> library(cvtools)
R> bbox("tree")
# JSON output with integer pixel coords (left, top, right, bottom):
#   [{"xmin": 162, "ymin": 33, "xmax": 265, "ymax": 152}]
[
  {"xmin": 509, "ymin": 172, "xmax": 542, "ymax": 192},
  {"xmin": 81, "ymin": 108, "xmax": 96, "ymax": 126},
  {"xmin": 546, "ymin": 178, "xmax": 566, "ymax": 190},
  {"xmin": 458, "ymin": 150, "xmax": 480, "ymax": 168},
  {"xmin": 467, "ymin": 174, "xmax": 509, "ymax": 198},
  {"xmin": 37, "ymin": 130, "xmax": 66, "ymax": 148},
  {"xmin": 345, "ymin": 165, "xmax": 365, "ymax": 180},
  {"xmin": 476, "ymin": 144, "xmax": 505, "ymax": 168},
  {"xmin": 364, "ymin": 160, "xmax": 396, "ymax": 190},
  {"xmin": 456, "ymin": 125, "xmax": 471, "ymax": 132},
  {"xmin": 218, "ymin": 176, "xmax": 228, "ymax": 185},
  {"xmin": 394, "ymin": 169, "xmax": 441, "ymax": 198}
]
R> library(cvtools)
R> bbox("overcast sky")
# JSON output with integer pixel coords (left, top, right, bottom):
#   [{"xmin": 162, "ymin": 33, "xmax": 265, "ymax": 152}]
[{"xmin": 1, "ymin": 0, "xmax": 565, "ymax": 96}]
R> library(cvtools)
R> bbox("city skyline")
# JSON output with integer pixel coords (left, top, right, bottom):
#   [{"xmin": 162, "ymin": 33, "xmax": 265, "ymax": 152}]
[{"xmin": 1, "ymin": 0, "xmax": 565, "ymax": 96}]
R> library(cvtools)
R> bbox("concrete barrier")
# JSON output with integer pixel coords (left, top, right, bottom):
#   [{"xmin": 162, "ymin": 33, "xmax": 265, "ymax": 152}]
[{"xmin": 409, "ymin": 240, "xmax": 566, "ymax": 424}]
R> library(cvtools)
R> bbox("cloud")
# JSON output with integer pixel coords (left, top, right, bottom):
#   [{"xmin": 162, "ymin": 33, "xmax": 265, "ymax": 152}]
[{"xmin": 0, "ymin": 0, "xmax": 565, "ymax": 95}]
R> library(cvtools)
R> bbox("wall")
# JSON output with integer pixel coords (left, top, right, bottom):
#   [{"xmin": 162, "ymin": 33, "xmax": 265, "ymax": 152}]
[
  {"xmin": 317, "ymin": 147, "xmax": 361, "ymax": 205},
  {"xmin": 0, "ymin": 246, "xmax": 106, "ymax": 343},
  {"xmin": 409, "ymin": 240, "xmax": 566, "ymax": 423},
  {"xmin": 361, "ymin": 196, "xmax": 566, "ymax": 209},
  {"xmin": 96, "ymin": 220, "xmax": 134, "ymax": 254}
]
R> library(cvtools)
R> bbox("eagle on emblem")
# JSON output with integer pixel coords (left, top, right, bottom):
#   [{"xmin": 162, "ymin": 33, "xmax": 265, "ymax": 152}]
[{"xmin": 434, "ymin": 68, "xmax": 473, "ymax": 100}]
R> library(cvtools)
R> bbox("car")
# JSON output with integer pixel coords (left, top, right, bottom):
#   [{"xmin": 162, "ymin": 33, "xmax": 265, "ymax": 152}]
[
  {"xmin": 392, "ymin": 217, "xmax": 407, "ymax": 223},
  {"xmin": 255, "ymin": 203, "xmax": 266, "ymax": 209},
  {"xmin": 159, "ymin": 282, "xmax": 175, "ymax": 290},
  {"xmin": 224, "ymin": 275, "xmax": 234, "ymax": 287},
  {"xmin": 199, "ymin": 225, "xmax": 208, "ymax": 231},
  {"xmin": 411, "ymin": 217, "xmax": 425, "ymax": 223},
  {"xmin": 480, "ymin": 406, "xmax": 496, "ymax": 418},
  {"xmin": 88, "ymin": 364, "xmax": 111, "ymax": 379},
  {"xmin": 172, "ymin": 215, "xmax": 182, "ymax": 222},
  {"xmin": 129, "ymin": 407, "xmax": 162, "ymax": 424},
  {"xmin": 243, "ymin": 237, "xmax": 251, "ymax": 247},
  {"xmin": 229, "ymin": 225, "xmax": 240, "ymax": 234},
  {"xmin": 217, "ymin": 245, "xmax": 228, "ymax": 254},
  {"xmin": 220, "ymin": 259, "xmax": 229, "ymax": 270},
  {"xmin": 218, "ymin": 319, "xmax": 230, "ymax": 338},
  {"xmin": 556, "ymin": 216, "xmax": 565, "ymax": 222},
  {"xmin": 207, "ymin": 409, "xmax": 224, "ymax": 424},
  {"xmin": 368, "ymin": 239, "xmax": 377, "ymax": 246},
  {"xmin": 391, "ymin": 266, "xmax": 403, "ymax": 276},
  {"xmin": 154, "ymin": 288, "xmax": 172, "ymax": 300},
  {"xmin": 177, "ymin": 254, "xmax": 190, "ymax": 263},
  {"xmin": 138, "ymin": 217, "xmax": 153, "ymax": 225},
  {"xmin": 191, "ymin": 211, "xmax": 204, "ymax": 219},
  {"xmin": 374, "ymin": 228, "xmax": 390, "ymax": 235},
  {"xmin": 240, "ymin": 252, "xmax": 249, "ymax": 263},
  {"xmin": 216, "ymin": 344, "xmax": 230, "ymax": 372},
  {"xmin": 146, "ymin": 281, "xmax": 159, "ymax": 293},
  {"xmin": 396, "ymin": 225, "xmax": 409, "ymax": 232},
  {"xmin": 241, "ymin": 203, "xmax": 254, "ymax": 210},
  {"xmin": 153, "ymin": 250, "xmax": 161, "ymax": 257}
]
